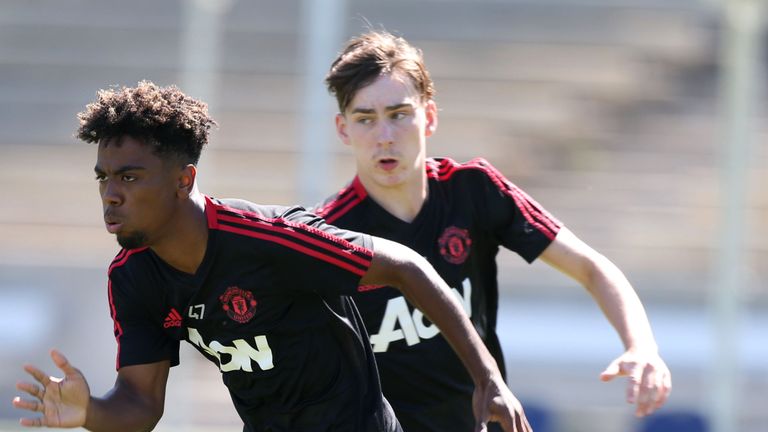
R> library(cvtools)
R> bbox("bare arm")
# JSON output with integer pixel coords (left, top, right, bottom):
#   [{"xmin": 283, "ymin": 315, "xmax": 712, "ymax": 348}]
[
  {"xmin": 360, "ymin": 237, "xmax": 531, "ymax": 432},
  {"xmin": 14, "ymin": 350, "xmax": 169, "ymax": 431},
  {"xmin": 538, "ymin": 227, "xmax": 672, "ymax": 416},
  {"xmin": 85, "ymin": 361, "xmax": 170, "ymax": 431}
]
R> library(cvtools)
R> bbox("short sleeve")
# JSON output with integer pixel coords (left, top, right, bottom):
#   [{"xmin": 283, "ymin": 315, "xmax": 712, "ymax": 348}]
[
  {"xmin": 269, "ymin": 207, "xmax": 375, "ymax": 296},
  {"xmin": 108, "ymin": 271, "xmax": 180, "ymax": 370},
  {"xmin": 471, "ymin": 159, "xmax": 562, "ymax": 263}
]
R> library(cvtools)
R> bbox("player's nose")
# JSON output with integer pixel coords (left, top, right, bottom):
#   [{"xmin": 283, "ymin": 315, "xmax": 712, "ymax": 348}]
[
  {"xmin": 376, "ymin": 122, "xmax": 395, "ymax": 146},
  {"xmin": 101, "ymin": 179, "xmax": 123, "ymax": 206}
]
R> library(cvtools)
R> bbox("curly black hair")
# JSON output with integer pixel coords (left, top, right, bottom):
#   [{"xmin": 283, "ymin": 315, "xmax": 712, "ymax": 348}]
[{"xmin": 76, "ymin": 80, "xmax": 217, "ymax": 165}]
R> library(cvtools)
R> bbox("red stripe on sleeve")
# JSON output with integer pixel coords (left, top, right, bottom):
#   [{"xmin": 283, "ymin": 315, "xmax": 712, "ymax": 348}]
[
  {"xmin": 358, "ymin": 284, "xmax": 387, "ymax": 292},
  {"xmin": 212, "ymin": 202, "xmax": 373, "ymax": 258},
  {"xmin": 205, "ymin": 196, "xmax": 219, "ymax": 229},
  {"xmin": 217, "ymin": 214, "xmax": 372, "ymax": 268},
  {"xmin": 316, "ymin": 177, "xmax": 367, "ymax": 224},
  {"xmin": 315, "ymin": 189, "xmax": 356, "ymax": 218},
  {"xmin": 107, "ymin": 247, "xmax": 148, "ymax": 370},
  {"xmin": 107, "ymin": 278, "xmax": 123, "ymax": 370},
  {"xmin": 481, "ymin": 165, "xmax": 561, "ymax": 238},
  {"xmin": 218, "ymin": 224, "xmax": 369, "ymax": 277},
  {"xmin": 325, "ymin": 196, "xmax": 362, "ymax": 224},
  {"xmin": 431, "ymin": 158, "xmax": 560, "ymax": 239}
]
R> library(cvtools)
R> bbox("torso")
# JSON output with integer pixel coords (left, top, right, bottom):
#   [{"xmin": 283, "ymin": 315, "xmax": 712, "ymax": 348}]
[
  {"xmin": 315, "ymin": 157, "xmax": 561, "ymax": 431},
  {"xmin": 107, "ymin": 197, "xmax": 401, "ymax": 432}
]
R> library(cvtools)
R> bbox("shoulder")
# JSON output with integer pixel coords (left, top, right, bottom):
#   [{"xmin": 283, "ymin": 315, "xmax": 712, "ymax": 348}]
[
  {"xmin": 208, "ymin": 197, "xmax": 291, "ymax": 220},
  {"xmin": 207, "ymin": 195, "xmax": 368, "ymax": 251},
  {"xmin": 208, "ymin": 196, "xmax": 322, "ymax": 228},
  {"xmin": 427, "ymin": 156, "xmax": 508, "ymax": 189},
  {"xmin": 107, "ymin": 248, "xmax": 154, "ymax": 303},
  {"xmin": 108, "ymin": 247, "xmax": 151, "ymax": 279},
  {"xmin": 312, "ymin": 178, "xmax": 368, "ymax": 224}
]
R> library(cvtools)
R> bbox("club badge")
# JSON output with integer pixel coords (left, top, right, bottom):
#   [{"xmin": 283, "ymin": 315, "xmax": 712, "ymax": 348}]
[
  {"xmin": 438, "ymin": 226, "xmax": 472, "ymax": 265},
  {"xmin": 219, "ymin": 286, "xmax": 258, "ymax": 323}
]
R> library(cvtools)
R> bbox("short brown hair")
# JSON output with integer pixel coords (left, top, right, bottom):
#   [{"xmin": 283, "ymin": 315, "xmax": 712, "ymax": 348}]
[
  {"xmin": 76, "ymin": 80, "xmax": 217, "ymax": 165},
  {"xmin": 326, "ymin": 30, "xmax": 435, "ymax": 113}
]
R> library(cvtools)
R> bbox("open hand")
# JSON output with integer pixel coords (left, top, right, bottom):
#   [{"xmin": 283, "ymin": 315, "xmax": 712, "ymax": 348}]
[
  {"xmin": 600, "ymin": 349, "xmax": 672, "ymax": 417},
  {"xmin": 12, "ymin": 350, "xmax": 90, "ymax": 427}
]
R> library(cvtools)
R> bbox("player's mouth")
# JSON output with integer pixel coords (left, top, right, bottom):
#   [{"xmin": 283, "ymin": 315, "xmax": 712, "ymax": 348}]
[
  {"xmin": 377, "ymin": 158, "xmax": 399, "ymax": 172},
  {"xmin": 104, "ymin": 215, "xmax": 124, "ymax": 234}
]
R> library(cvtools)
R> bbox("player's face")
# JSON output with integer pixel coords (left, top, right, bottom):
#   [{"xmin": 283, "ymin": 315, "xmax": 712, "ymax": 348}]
[
  {"xmin": 336, "ymin": 73, "xmax": 437, "ymax": 190},
  {"xmin": 94, "ymin": 136, "xmax": 182, "ymax": 249}
]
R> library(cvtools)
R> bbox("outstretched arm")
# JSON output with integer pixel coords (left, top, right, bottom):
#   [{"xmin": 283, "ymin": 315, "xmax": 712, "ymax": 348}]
[
  {"xmin": 13, "ymin": 350, "xmax": 170, "ymax": 431},
  {"xmin": 360, "ymin": 237, "xmax": 531, "ymax": 432},
  {"xmin": 538, "ymin": 227, "xmax": 672, "ymax": 417}
]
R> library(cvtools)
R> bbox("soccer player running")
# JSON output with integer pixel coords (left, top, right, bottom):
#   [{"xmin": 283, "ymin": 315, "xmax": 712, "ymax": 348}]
[
  {"xmin": 314, "ymin": 30, "xmax": 672, "ymax": 432},
  {"xmin": 12, "ymin": 81, "xmax": 530, "ymax": 432}
]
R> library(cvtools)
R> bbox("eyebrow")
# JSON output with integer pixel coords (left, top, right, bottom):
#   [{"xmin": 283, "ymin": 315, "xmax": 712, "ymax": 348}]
[
  {"xmin": 94, "ymin": 165, "xmax": 146, "ymax": 175},
  {"xmin": 349, "ymin": 103, "xmax": 414, "ymax": 115}
]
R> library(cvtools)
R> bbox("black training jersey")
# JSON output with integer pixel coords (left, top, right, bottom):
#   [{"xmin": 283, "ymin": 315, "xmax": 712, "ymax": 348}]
[
  {"xmin": 107, "ymin": 196, "xmax": 401, "ymax": 432},
  {"xmin": 314, "ymin": 157, "xmax": 562, "ymax": 432}
]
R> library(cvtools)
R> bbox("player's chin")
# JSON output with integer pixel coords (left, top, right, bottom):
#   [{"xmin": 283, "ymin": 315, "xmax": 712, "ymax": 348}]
[
  {"xmin": 116, "ymin": 230, "xmax": 149, "ymax": 249},
  {"xmin": 374, "ymin": 172, "xmax": 405, "ymax": 187}
]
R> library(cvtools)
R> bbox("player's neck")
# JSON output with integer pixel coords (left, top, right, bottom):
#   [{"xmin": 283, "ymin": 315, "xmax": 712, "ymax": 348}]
[
  {"xmin": 150, "ymin": 191, "xmax": 209, "ymax": 275},
  {"xmin": 361, "ymin": 173, "xmax": 427, "ymax": 223}
]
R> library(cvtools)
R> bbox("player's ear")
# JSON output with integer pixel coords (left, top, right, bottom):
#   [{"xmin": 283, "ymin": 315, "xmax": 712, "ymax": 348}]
[
  {"xmin": 335, "ymin": 112, "xmax": 351, "ymax": 146},
  {"xmin": 424, "ymin": 100, "xmax": 438, "ymax": 138},
  {"xmin": 177, "ymin": 164, "xmax": 197, "ymax": 197}
]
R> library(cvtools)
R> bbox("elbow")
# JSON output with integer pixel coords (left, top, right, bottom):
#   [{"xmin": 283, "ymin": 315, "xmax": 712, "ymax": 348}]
[
  {"xmin": 144, "ymin": 407, "xmax": 163, "ymax": 432},
  {"xmin": 130, "ymin": 391, "xmax": 165, "ymax": 432},
  {"xmin": 367, "ymin": 237, "xmax": 427, "ymax": 289},
  {"xmin": 137, "ymin": 398, "xmax": 164, "ymax": 432}
]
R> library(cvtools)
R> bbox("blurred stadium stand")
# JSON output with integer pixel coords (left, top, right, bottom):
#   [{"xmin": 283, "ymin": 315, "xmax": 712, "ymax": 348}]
[{"xmin": 0, "ymin": 1, "xmax": 765, "ymax": 431}]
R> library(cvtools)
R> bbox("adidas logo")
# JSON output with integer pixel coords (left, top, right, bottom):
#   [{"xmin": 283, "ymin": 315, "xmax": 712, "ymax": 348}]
[{"xmin": 163, "ymin": 308, "xmax": 182, "ymax": 328}]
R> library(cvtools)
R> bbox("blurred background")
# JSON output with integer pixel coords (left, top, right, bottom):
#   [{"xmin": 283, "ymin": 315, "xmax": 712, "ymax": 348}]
[{"xmin": 0, "ymin": 0, "xmax": 766, "ymax": 431}]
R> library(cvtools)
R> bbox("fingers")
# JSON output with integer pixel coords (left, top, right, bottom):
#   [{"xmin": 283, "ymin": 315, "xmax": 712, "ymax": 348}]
[
  {"xmin": 494, "ymin": 406, "xmax": 531, "ymax": 432},
  {"xmin": 641, "ymin": 366, "xmax": 672, "ymax": 416},
  {"xmin": 625, "ymin": 363, "xmax": 641, "ymax": 405},
  {"xmin": 634, "ymin": 364, "xmax": 655, "ymax": 416},
  {"xmin": 655, "ymin": 369, "xmax": 672, "ymax": 408},
  {"xmin": 474, "ymin": 396, "xmax": 491, "ymax": 432},
  {"xmin": 22, "ymin": 364, "xmax": 52, "ymax": 389},
  {"xmin": 486, "ymin": 392, "xmax": 531, "ymax": 432},
  {"xmin": 19, "ymin": 415, "xmax": 47, "ymax": 427},
  {"xmin": 601, "ymin": 359, "xmax": 642, "ymax": 404},
  {"xmin": 599, "ymin": 359, "xmax": 623, "ymax": 382},
  {"xmin": 516, "ymin": 411, "xmax": 532, "ymax": 432},
  {"xmin": 50, "ymin": 350, "xmax": 77, "ymax": 376},
  {"xmin": 627, "ymin": 362, "xmax": 673, "ymax": 417},
  {"xmin": 12, "ymin": 396, "xmax": 45, "ymax": 413},
  {"xmin": 15, "ymin": 382, "xmax": 45, "ymax": 401}
]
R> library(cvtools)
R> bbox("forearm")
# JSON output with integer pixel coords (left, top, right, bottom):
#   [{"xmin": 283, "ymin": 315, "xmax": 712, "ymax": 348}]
[
  {"xmin": 542, "ymin": 228, "xmax": 659, "ymax": 353},
  {"xmin": 586, "ymin": 255, "xmax": 658, "ymax": 352},
  {"xmin": 84, "ymin": 389, "xmax": 163, "ymax": 432},
  {"xmin": 369, "ymin": 240, "xmax": 500, "ymax": 384}
]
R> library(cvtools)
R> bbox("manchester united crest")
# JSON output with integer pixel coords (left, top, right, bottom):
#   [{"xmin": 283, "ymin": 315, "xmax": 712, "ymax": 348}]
[
  {"xmin": 219, "ymin": 286, "xmax": 258, "ymax": 323},
  {"xmin": 438, "ymin": 226, "xmax": 472, "ymax": 265}
]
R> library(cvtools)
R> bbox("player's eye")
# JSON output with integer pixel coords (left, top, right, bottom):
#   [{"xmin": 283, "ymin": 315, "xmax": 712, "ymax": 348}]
[
  {"xmin": 122, "ymin": 175, "xmax": 137, "ymax": 183},
  {"xmin": 356, "ymin": 117, "xmax": 373, "ymax": 125},
  {"xmin": 95, "ymin": 174, "xmax": 107, "ymax": 183}
]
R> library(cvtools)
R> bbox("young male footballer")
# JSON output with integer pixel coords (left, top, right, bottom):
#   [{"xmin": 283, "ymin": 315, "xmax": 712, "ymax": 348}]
[
  {"xmin": 13, "ymin": 81, "xmax": 529, "ymax": 432},
  {"xmin": 315, "ymin": 30, "xmax": 672, "ymax": 432}
]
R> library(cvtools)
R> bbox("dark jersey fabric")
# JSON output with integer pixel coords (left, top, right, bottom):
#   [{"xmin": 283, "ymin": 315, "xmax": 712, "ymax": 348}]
[
  {"xmin": 314, "ymin": 157, "xmax": 562, "ymax": 432},
  {"xmin": 107, "ymin": 196, "xmax": 401, "ymax": 432}
]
